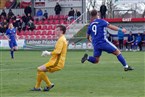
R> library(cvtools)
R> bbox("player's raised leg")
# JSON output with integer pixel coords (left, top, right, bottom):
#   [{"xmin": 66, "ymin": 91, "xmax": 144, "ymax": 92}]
[
  {"xmin": 81, "ymin": 46, "xmax": 101, "ymax": 64},
  {"xmin": 81, "ymin": 54, "xmax": 100, "ymax": 64},
  {"xmin": 112, "ymin": 49, "xmax": 133, "ymax": 71},
  {"xmin": 10, "ymin": 44, "xmax": 18, "ymax": 59}
]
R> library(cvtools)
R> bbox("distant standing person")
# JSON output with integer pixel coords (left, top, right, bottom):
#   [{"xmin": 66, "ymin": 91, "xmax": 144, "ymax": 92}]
[
  {"xmin": 43, "ymin": 10, "xmax": 48, "ymax": 19},
  {"xmin": 118, "ymin": 27, "xmax": 124, "ymax": 50},
  {"xmin": 5, "ymin": 23, "xmax": 18, "ymax": 59},
  {"xmin": 54, "ymin": 2, "xmax": 61, "ymax": 15},
  {"xmin": 100, "ymin": 3, "xmax": 107, "ymax": 19},
  {"xmin": 8, "ymin": 9, "xmax": 14, "ymax": 19},
  {"xmin": 1, "ymin": 9, "xmax": 7, "ymax": 17},
  {"xmin": 24, "ymin": 5, "xmax": 32, "ymax": 16},
  {"xmin": 75, "ymin": 9, "xmax": 81, "ymax": 23}
]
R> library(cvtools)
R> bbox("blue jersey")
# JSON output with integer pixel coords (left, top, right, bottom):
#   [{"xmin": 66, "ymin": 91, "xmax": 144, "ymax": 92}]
[
  {"xmin": 6, "ymin": 28, "xmax": 17, "ymax": 48},
  {"xmin": 87, "ymin": 19, "xmax": 109, "ymax": 45},
  {"xmin": 6, "ymin": 28, "xmax": 17, "ymax": 41},
  {"xmin": 87, "ymin": 19, "xmax": 117, "ymax": 57},
  {"xmin": 118, "ymin": 30, "xmax": 124, "ymax": 40}
]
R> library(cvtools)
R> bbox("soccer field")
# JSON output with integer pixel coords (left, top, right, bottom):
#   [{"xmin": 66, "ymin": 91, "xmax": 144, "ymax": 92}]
[{"xmin": 0, "ymin": 50, "xmax": 144, "ymax": 97}]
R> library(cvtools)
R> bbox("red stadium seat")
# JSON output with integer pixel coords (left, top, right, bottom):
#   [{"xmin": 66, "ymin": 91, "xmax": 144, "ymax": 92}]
[
  {"xmin": 25, "ymin": 30, "xmax": 32, "ymax": 35},
  {"xmin": 35, "ymin": 30, "xmax": 41, "ymax": 35},
  {"xmin": 47, "ymin": 25, "xmax": 52, "ymax": 30},
  {"xmin": 41, "ymin": 35, "xmax": 47, "ymax": 39},
  {"xmin": 53, "ymin": 31, "xmax": 56, "ymax": 35},
  {"xmin": 41, "ymin": 30, "xmax": 47, "ymax": 35},
  {"xmin": 54, "ymin": 20, "xmax": 59, "ymax": 24},
  {"xmin": 47, "ymin": 35, "xmax": 52, "ymax": 39},
  {"xmin": 41, "ymin": 25, "xmax": 47, "ymax": 30},
  {"xmin": 49, "ymin": 20, "xmax": 54, "ymax": 24},
  {"xmin": 29, "ymin": 35, "xmax": 35, "ymax": 39},
  {"xmin": 34, "ymin": 20, "xmax": 37, "ymax": 24},
  {"xmin": 53, "ymin": 15, "xmax": 59, "ymax": 20},
  {"xmin": 52, "ymin": 35, "xmax": 56, "ymax": 39},
  {"xmin": 48, "ymin": 30, "xmax": 54, "ymax": 35},
  {"xmin": 35, "ymin": 25, "xmax": 41, "ymax": 30},
  {"xmin": 25, "ymin": 35, "xmax": 30, "ymax": 39},
  {"xmin": 60, "ymin": 20, "xmax": 65, "ymax": 24},
  {"xmin": 48, "ymin": 15, "xmax": 53, "ymax": 20},
  {"xmin": 35, "ymin": 35, "xmax": 41, "ymax": 39},
  {"xmin": 37, "ymin": 20, "xmax": 43, "ymax": 25},
  {"xmin": 52, "ymin": 25, "xmax": 56, "ymax": 30},
  {"xmin": 60, "ymin": 15, "xmax": 65, "ymax": 19},
  {"xmin": 19, "ymin": 30, "xmax": 25, "ymax": 35},
  {"xmin": 44, "ymin": 20, "xmax": 49, "ymax": 24}
]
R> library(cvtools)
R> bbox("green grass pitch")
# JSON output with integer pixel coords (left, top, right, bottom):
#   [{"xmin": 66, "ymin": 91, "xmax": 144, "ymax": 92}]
[{"xmin": 0, "ymin": 50, "xmax": 144, "ymax": 97}]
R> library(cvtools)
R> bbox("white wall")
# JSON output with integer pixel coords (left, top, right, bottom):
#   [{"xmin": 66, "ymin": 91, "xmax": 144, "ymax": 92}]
[{"xmin": 0, "ymin": 9, "xmax": 24, "ymax": 16}]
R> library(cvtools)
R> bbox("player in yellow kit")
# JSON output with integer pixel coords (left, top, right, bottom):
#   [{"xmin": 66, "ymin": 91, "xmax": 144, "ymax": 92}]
[{"xmin": 31, "ymin": 25, "xmax": 68, "ymax": 91}]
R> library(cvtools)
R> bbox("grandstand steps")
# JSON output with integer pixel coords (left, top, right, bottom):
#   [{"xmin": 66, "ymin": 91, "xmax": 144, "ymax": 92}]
[{"xmin": 66, "ymin": 24, "xmax": 85, "ymax": 39}]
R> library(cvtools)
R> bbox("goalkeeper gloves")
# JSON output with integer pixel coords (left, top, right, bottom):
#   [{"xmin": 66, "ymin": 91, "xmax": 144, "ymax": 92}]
[{"xmin": 41, "ymin": 50, "xmax": 51, "ymax": 57}]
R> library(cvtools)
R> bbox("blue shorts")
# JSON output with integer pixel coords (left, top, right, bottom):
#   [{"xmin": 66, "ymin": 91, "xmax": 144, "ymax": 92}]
[
  {"xmin": 9, "ymin": 40, "xmax": 17, "ymax": 49},
  {"xmin": 93, "ymin": 41, "xmax": 117, "ymax": 57}
]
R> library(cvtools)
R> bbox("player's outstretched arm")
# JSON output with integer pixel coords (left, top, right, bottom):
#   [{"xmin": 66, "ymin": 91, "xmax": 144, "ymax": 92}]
[
  {"xmin": 107, "ymin": 24, "xmax": 127, "ymax": 33},
  {"xmin": 86, "ymin": 34, "xmax": 92, "ymax": 42}
]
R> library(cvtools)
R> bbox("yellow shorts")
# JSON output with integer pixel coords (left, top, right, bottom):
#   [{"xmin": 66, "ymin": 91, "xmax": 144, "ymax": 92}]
[{"xmin": 44, "ymin": 59, "xmax": 62, "ymax": 73}]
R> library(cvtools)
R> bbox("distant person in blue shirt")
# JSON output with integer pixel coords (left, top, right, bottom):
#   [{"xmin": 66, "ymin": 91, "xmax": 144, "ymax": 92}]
[
  {"xmin": 126, "ymin": 31, "xmax": 134, "ymax": 51},
  {"xmin": 36, "ymin": 9, "xmax": 43, "ymax": 17},
  {"xmin": 36, "ymin": 9, "xmax": 43, "ymax": 20},
  {"xmin": 118, "ymin": 27, "xmax": 124, "ymax": 50},
  {"xmin": 81, "ymin": 9, "xmax": 133, "ymax": 71},
  {"xmin": 133, "ymin": 32, "xmax": 142, "ymax": 51},
  {"xmin": 5, "ymin": 23, "xmax": 18, "ymax": 59}
]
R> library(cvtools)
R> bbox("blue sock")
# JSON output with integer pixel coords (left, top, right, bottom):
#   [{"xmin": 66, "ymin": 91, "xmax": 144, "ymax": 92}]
[
  {"xmin": 88, "ymin": 56, "xmax": 96, "ymax": 63},
  {"xmin": 117, "ymin": 54, "xmax": 127, "ymax": 67},
  {"xmin": 10, "ymin": 50, "xmax": 14, "ymax": 59}
]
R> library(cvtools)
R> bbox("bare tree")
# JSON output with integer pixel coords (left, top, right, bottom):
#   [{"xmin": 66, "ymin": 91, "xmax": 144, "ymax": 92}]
[
  {"xmin": 86, "ymin": 0, "xmax": 145, "ymax": 18},
  {"xmin": 142, "ymin": 3, "xmax": 145, "ymax": 18},
  {"xmin": 86, "ymin": 0, "xmax": 98, "ymax": 20}
]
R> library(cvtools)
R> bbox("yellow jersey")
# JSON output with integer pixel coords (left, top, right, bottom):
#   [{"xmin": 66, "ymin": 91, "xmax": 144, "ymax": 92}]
[{"xmin": 45, "ymin": 35, "xmax": 68, "ymax": 71}]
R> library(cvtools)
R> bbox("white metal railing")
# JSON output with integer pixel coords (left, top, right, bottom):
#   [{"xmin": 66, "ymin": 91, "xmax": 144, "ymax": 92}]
[
  {"xmin": 67, "ymin": 11, "xmax": 87, "ymax": 29},
  {"xmin": 65, "ymin": 11, "xmax": 88, "ymax": 39}
]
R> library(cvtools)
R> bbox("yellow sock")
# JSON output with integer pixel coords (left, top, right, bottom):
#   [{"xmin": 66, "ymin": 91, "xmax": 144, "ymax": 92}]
[
  {"xmin": 35, "ymin": 71, "xmax": 42, "ymax": 88},
  {"xmin": 41, "ymin": 72, "xmax": 52, "ymax": 87}
]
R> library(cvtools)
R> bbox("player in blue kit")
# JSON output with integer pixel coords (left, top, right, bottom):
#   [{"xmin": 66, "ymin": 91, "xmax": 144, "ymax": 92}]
[
  {"xmin": 81, "ymin": 9, "xmax": 133, "ymax": 71},
  {"xmin": 5, "ymin": 23, "xmax": 18, "ymax": 59}
]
